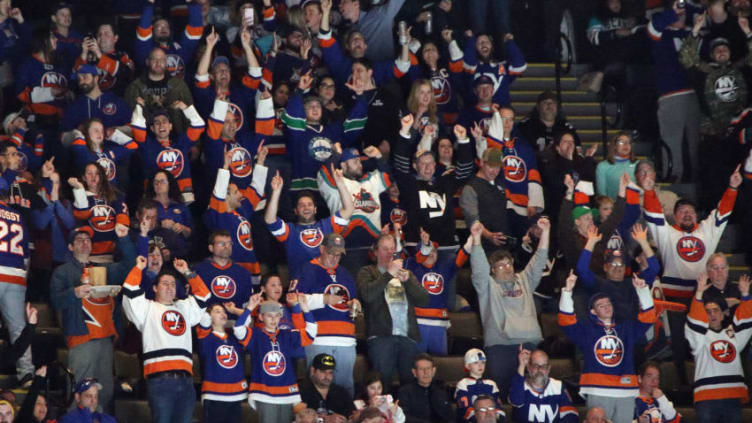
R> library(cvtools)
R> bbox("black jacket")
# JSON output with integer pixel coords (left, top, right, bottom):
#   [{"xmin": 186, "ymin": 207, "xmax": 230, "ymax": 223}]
[{"xmin": 398, "ymin": 380, "xmax": 454, "ymax": 423}]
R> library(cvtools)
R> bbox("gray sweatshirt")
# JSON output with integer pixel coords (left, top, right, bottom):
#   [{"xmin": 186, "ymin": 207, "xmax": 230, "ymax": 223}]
[{"xmin": 471, "ymin": 244, "xmax": 547, "ymax": 347}]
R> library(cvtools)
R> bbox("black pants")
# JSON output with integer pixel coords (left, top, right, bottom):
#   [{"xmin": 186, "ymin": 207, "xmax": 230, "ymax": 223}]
[{"xmin": 202, "ymin": 399, "xmax": 242, "ymax": 423}]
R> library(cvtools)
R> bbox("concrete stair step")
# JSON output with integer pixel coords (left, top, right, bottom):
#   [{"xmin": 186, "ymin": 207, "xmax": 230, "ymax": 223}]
[
  {"xmin": 511, "ymin": 101, "xmax": 604, "ymax": 116},
  {"xmin": 512, "ymin": 76, "xmax": 579, "ymax": 91},
  {"xmin": 510, "ymin": 89, "xmax": 599, "ymax": 103},
  {"xmin": 519, "ymin": 63, "xmax": 592, "ymax": 78}
]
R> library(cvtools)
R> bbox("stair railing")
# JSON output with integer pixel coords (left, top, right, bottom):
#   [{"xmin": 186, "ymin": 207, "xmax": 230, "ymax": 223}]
[{"xmin": 554, "ymin": 33, "xmax": 574, "ymax": 105}]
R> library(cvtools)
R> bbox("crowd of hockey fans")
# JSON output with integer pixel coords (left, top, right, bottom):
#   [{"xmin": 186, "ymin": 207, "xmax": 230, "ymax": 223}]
[{"xmin": 4, "ymin": 0, "xmax": 752, "ymax": 422}]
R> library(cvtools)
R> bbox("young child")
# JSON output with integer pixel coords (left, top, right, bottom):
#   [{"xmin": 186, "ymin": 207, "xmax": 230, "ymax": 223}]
[
  {"xmin": 235, "ymin": 292, "xmax": 317, "ymax": 423},
  {"xmin": 197, "ymin": 304, "xmax": 250, "ymax": 423},
  {"xmin": 454, "ymin": 348, "xmax": 505, "ymax": 422}
]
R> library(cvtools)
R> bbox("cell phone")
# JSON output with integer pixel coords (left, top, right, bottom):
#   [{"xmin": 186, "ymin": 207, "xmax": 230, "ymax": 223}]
[
  {"xmin": 374, "ymin": 394, "xmax": 393, "ymax": 414},
  {"xmin": 244, "ymin": 8, "xmax": 254, "ymax": 27},
  {"xmin": 677, "ymin": 0, "xmax": 686, "ymax": 8}
]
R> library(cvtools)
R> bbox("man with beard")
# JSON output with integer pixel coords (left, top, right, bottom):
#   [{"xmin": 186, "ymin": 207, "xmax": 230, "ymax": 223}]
[
  {"xmin": 126, "ymin": 48, "xmax": 194, "ymax": 135},
  {"xmin": 134, "ymin": 0, "xmax": 203, "ymax": 79},
  {"xmin": 462, "ymin": 32, "xmax": 527, "ymax": 107},
  {"xmin": 73, "ymin": 21, "xmax": 135, "ymax": 97},
  {"xmin": 469, "ymin": 217, "xmax": 549, "ymax": 398},
  {"xmin": 194, "ymin": 230, "xmax": 254, "ymax": 316},
  {"xmin": 61, "ymin": 65, "xmax": 131, "ymax": 133},
  {"xmin": 299, "ymin": 353, "xmax": 355, "ymax": 421},
  {"xmin": 318, "ymin": 146, "xmax": 389, "ymax": 276},
  {"xmin": 267, "ymin": 166, "xmax": 353, "ymax": 275},
  {"xmin": 509, "ymin": 348, "xmax": 579, "ymax": 423},
  {"xmin": 337, "ymin": 0, "xmax": 406, "ymax": 62},
  {"xmin": 518, "ymin": 90, "xmax": 581, "ymax": 154}
]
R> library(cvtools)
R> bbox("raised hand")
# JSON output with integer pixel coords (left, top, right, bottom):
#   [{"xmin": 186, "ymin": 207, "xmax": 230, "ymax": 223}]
[
  {"xmin": 256, "ymin": 140, "xmax": 268, "ymax": 165},
  {"xmin": 631, "ymin": 223, "xmax": 648, "ymax": 243},
  {"xmin": 247, "ymin": 292, "xmax": 263, "ymax": 310},
  {"xmin": 286, "ymin": 291, "xmax": 300, "ymax": 306},
  {"xmin": 240, "ymin": 27, "xmax": 253, "ymax": 50},
  {"xmin": 298, "ymin": 70, "xmax": 313, "ymax": 91},
  {"xmin": 453, "ymin": 124, "xmax": 467, "ymax": 140},
  {"xmin": 537, "ymin": 217, "xmax": 551, "ymax": 232},
  {"xmin": 331, "ymin": 163, "xmax": 345, "ymax": 183},
  {"xmin": 171, "ymin": 100, "xmax": 188, "ymax": 110},
  {"xmin": 518, "ymin": 344, "xmax": 531, "ymax": 372},
  {"xmin": 68, "ymin": 177, "xmax": 84, "ymax": 189},
  {"xmin": 400, "ymin": 114, "xmax": 414, "ymax": 133},
  {"xmin": 26, "ymin": 302, "xmax": 38, "ymax": 324},
  {"xmin": 586, "ymin": 225, "xmax": 602, "ymax": 242},
  {"xmin": 206, "ymin": 26, "xmax": 219, "ymax": 49},
  {"xmin": 563, "ymin": 174, "xmax": 574, "ymax": 193},
  {"xmin": 740, "ymin": 16, "xmax": 751, "ymax": 35},
  {"xmin": 140, "ymin": 216, "xmax": 151, "ymax": 236},
  {"xmin": 632, "ymin": 275, "xmax": 647, "ymax": 290},
  {"xmin": 345, "ymin": 77, "xmax": 366, "ymax": 96},
  {"xmin": 173, "ymin": 258, "xmax": 189, "ymax": 275},
  {"xmin": 136, "ymin": 255, "xmax": 148, "ymax": 270},
  {"xmin": 321, "ymin": 0, "xmax": 332, "ymax": 14},
  {"xmin": 41, "ymin": 157, "xmax": 55, "ymax": 178},
  {"xmin": 35, "ymin": 365, "xmax": 47, "ymax": 378},
  {"xmin": 730, "ymin": 164, "xmax": 743, "ymax": 188},
  {"xmin": 441, "ymin": 28, "xmax": 453, "ymax": 43},
  {"xmin": 564, "ymin": 269, "xmax": 577, "ymax": 292},
  {"xmin": 470, "ymin": 220, "xmax": 484, "ymax": 239},
  {"xmin": 739, "ymin": 274, "xmax": 751, "ymax": 296},
  {"xmin": 585, "ymin": 143, "xmax": 598, "ymax": 157},
  {"xmin": 271, "ymin": 170, "xmax": 283, "ymax": 191},
  {"xmin": 470, "ymin": 121, "xmax": 483, "ymax": 140},
  {"xmin": 419, "ymin": 227, "xmax": 430, "ymax": 246},
  {"xmin": 300, "ymin": 37, "xmax": 312, "ymax": 59},
  {"xmin": 223, "ymin": 301, "xmax": 243, "ymax": 315},
  {"xmin": 618, "ymin": 172, "xmax": 630, "ymax": 197},
  {"xmin": 363, "ymin": 145, "xmax": 382, "ymax": 159}
]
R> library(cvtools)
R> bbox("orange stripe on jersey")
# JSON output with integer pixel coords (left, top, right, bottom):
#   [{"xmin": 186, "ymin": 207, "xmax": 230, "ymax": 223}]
[
  {"xmin": 249, "ymin": 382, "xmax": 299, "ymax": 395},
  {"xmin": 625, "ymin": 187, "xmax": 640, "ymax": 205},
  {"xmin": 240, "ymin": 186, "xmax": 263, "ymax": 208},
  {"xmin": 319, "ymin": 37, "xmax": 336, "ymax": 48},
  {"xmin": 317, "ymin": 320, "xmax": 355, "ymax": 336},
  {"xmin": 456, "ymin": 248, "xmax": 469, "ymax": 267},
  {"xmin": 202, "ymin": 380, "xmax": 246, "ymax": 393},
  {"xmin": 0, "ymin": 274, "xmax": 26, "ymax": 285},
  {"xmin": 137, "ymin": 26, "xmax": 152, "ymax": 38},
  {"xmin": 643, "ymin": 190, "xmax": 663, "ymax": 214},
  {"xmin": 637, "ymin": 308, "xmax": 657, "ymax": 324},
  {"xmin": 263, "ymin": 6, "xmax": 275, "ymax": 19},
  {"xmin": 196, "ymin": 78, "xmax": 212, "ymax": 89},
  {"xmin": 663, "ymin": 288, "xmax": 693, "ymax": 299},
  {"xmin": 506, "ymin": 191, "xmax": 529, "ymax": 206},
  {"xmin": 409, "ymin": 53, "xmax": 418, "ymax": 65},
  {"xmin": 580, "ymin": 373, "xmax": 638, "ymax": 388},
  {"xmin": 97, "ymin": 55, "xmax": 118, "ymax": 76},
  {"xmin": 177, "ymin": 178, "xmax": 193, "ymax": 192},
  {"xmin": 186, "ymin": 125, "xmax": 205, "ymax": 142},
  {"xmin": 688, "ymin": 298, "xmax": 708, "ymax": 323},
  {"xmin": 207, "ymin": 118, "xmax": 225, "ymax": 140},
  {"xmin": 187, "ymin": 274, "xmax": 210, "ymax": 298},
  {"xmin": 27, "ymin": 103, "xmax": 60, "ymax": 117},
  {"xmin": 341, "ymin": 220, "xmax": 380, "ymax": 239},
  {"xmin": 717, "ymin": 188, "xmax": 738, "ymax": 216},
  {"xmin": 528, "ymin": 169, "xmax": 542, "ymax": 184},
  {"xmin": 255, "ymin": 117, "xmax": 275, "ymax": 137},
  {"xmin": 132, "ymin": 126, "xmax": 147, "ymax": 143},
  {"xmin": 238, "ymin": 262, "xmax": 260, "ymax": 275},
  {"xmin": 242, "ymin": 73, "xmax": 260, "ymax": 90},
  {"xmin": 196, "ymin": 326, "xmax": 211, "ymax": 339},
  {"xmin": 449, "ymin": 60, "xmax": 463, "ymax": 73},
  {"xmin": 124, "ymin": 266, "xmax": 142, "ymax": 288},
  {"xmin": 72, "ymin": 138, "xmax": 87, "ymax": 147},
  {"xmin": 185, "ymin": 25, "xmax": 204, "ymax": 38},
  {"xmin": 92, "ymin": 240, "xmax": 115, "ymax": 255},
  {"xmin": 209, "ymin": 196, "xmax": 227, "ymax": 213},
  {"xmin": 291, "ymin": 311, "xmax": 313, "ymax": 347},
  {"xmin": 262, "ymin": 68, "xmax": 273, "ymax": 85},
  {"xmin": 116, "ymin": 213, "xmax": 130, "ymax": 226},
  {"xmin": 695, "ymin": 387, "xmax": 748, "ymax": 403},
  {"xmin": 558, "ymin": 312, "xmax": 577, "ymax": 327},
  {"xmin": 414, "ymin": 307, "xmax": 448, "ymax": 319},
  {"xmin": 144, "ymin": 359, "xmax": 193, "ymax": 376}
]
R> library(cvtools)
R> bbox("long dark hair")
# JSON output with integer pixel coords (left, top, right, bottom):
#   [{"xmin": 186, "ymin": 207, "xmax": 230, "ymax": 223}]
[
  {"xmin": 83, "ymin": 162, "xmax": 118, "ymax": 203},
  {"xmin": 145, "ymin": 170, "xmax": 184, "ymax": 204}
]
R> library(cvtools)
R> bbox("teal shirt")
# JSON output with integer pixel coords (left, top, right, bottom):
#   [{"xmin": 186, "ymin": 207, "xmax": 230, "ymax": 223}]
[{"xmin": 596, "ymin": 158, "xmax": 637, "ymax": 199}]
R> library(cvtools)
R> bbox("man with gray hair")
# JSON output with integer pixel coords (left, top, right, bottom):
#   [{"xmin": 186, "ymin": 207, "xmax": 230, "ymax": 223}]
[{"xmin": 509, "ymin": 348, "xmax": 579, "ymax": 422}]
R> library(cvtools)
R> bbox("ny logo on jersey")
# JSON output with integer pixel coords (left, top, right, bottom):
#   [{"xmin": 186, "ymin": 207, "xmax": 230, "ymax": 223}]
[
  {"xmin": 215, "ymin": 344, "xmax": 239, "ymax": 369},
  {"xmin": 325, "ymin": 284, "xmax": 350, "ymax": 312},
  {"xmin": 262, "ymin": 350, "xmax": 286, "ymax": 376},
  {"xmin": 156, "ymin": 148, "xmax": 185, "ymax": 177},
  {"xmin": 431, "ymin": 71, "xmax": 451, "ymax": 105},
  {"xmin": 390, "ymin": 208, "xmax": 407, "ymax": 226},
  {"xmin": 166, "ymin": 53, "xmax": 185, "ymax": 77},
  {"xmin": 161, "ymin": 310, "xmax": 187, "ymax": 336},
  {"xmin": 676, "ymin": 236, "xmax": 706, "ymax": 263},
  {"xmin": 422, "ymin": 272, "xmax": 444, "ymax": 295},
  {"xmin": 102, "ymin": 102, "xmax": 118, "ymax": 116},
  {"xmin": 90, "ymin": 204, "xmax": 116, "ymax": 232},
  {"xmin": 714, "ymin": 75, "xmax": 738, "ymax": 102},
  {"xmin": 211, "ymin": 276, "xmax": 237, "ymax": 299},
  {"xmin": 418, "ymin": 191, "xmax": 446, "ymax": 219},
  {"xmin": 594, "ymin": 335, "xmax": 624, "ymax": 367},
  {"xmin": 228, "ymin": 147, "xmax": 252, "ymax": 178},
  {"xmin": 299, "ymin": 228, "xmax": 324, "ymax": 248},
  {"xmin": 710, "ymin": 340, "xmax": 736, "ymax": 363},
  {"xmin": 41, "ymin": 71, "xmax": 67, "ymax": 88},
  {"xmin": 237, "ymin": 220, "xmax": 253, "ymax": 251},
  {"xmin": 528, "ymin": 404, "xmax": 558, "ymax": 422},
  {"xmin": 228, "ymin": 102, "xmax": 244, "ymax": 129},
  {"xmin": 502, "ymin": 155, "xmax": 527, "ymax": 182},
  {"xmin": 97, "ymin": 157, "xmax": 117, "ymax": 181}
]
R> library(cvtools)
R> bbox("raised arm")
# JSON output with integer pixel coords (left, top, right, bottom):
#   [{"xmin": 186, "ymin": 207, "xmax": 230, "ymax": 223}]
[{"xmin": 332, "ymin": 164, "xmax": 354, "ymax": 220}]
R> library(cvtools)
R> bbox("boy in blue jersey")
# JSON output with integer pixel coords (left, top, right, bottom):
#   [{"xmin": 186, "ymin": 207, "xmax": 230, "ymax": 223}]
[
  {"xmin": 406, "ymin": 227, "xmax": 471, "ymax": 356},
  {"xmin": 455, "ymin": 348, "xmax": 505, "ymax": 423}
]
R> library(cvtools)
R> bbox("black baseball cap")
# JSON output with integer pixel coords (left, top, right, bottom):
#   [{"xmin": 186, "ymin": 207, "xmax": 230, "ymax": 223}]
[{"xmin": 312, "ymin": 353, "xmax": 336, "ymax": 370}]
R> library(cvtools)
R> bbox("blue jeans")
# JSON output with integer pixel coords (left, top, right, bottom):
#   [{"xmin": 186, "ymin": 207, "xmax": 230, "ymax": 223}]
[
  {"xmin": 0, "ymin": 282, "xmax": 33, "ymax": 378},
  {"xmin": 468, "ymin": 0, "xmax": 511, "ymax": 38},
  {"xmin": 367, "ymin": 336, "xmax": 418, "ymax": 393},
  {"xmin": 417, "ymin": 325, "xmax": 448, "ymax": 356},
  {"xmin": 695, "ymin": 399, "xmax": 742, "ymax": 423},
  {"xmin": 486, "ymin": 342, "xmax": 537, "ymax": 399},
  {"xmin": 147, "ymin": 374, "xmax": 196, "ymax": 423},
  {"xmin": 305, "ymin": 344, "xmax": 357, "ymax": 396}
]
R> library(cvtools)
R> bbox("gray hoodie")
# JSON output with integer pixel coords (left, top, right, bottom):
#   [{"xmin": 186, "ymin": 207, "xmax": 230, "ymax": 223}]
[{"xmin": 471, "ymin": 244, "xmax": 547, "ymax": 347}]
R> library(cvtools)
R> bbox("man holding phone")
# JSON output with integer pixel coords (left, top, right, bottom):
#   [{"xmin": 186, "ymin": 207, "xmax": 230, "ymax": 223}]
[{"xmin": 356, "ymin": 234, "xmax": 430, "ymax": 392}]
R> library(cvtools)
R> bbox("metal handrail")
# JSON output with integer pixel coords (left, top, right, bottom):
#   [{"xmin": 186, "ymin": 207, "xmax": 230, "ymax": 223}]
[{"xmin": 554, "ymin": 33, "xmax": 574, "ymax": 105}]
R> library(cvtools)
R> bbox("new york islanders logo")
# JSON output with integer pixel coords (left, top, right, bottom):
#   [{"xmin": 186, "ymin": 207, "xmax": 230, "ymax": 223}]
[
  {"xmin": 41, "ymin": 71, "xmax": 67, "ymax": 89},
  {"xmin": 228, "ymin": 146, "xmax": 253, "ymax": 178},
  {"xmin": 215, "ymin": 344, "xmax": 239, "ymax": 369},
  {"xmin": 710, "ymin": 340, "xmax": 736, "ymax": 363},
  {"xmin": 390, "ymin": 208, "xmax": 407, "ymax": 226},
  {"xmin": 211, "ymin": 275, "xmax": 237, "ymax": 299},
  {"xmin": 156, "ymin": 148, "xmax": 184, "ymax": 177},
  {"xmin": 502, "ymin": 155, "xmax": 527, "ymax": 183},
  {"xmin": 102, "ymin": 102, "xmax": 118, "ymax": 116},
  {"xmin": 89, "ymin": 204, "xmax": 116, "ymax": 232},
  {"xmin": 353, "ymin": 189, "xmax": 379, "ymax": 213},
  {"xmin": 166, "ymin": 54, "xmax": 185, "ymax": 78},
  {"xmin": 97, "ymin": 157, "xmax": 117, "ymax": 181},
  {"xmin": 161, "ymin": 310, "xmax": 187, "ymax": 336},
  {"xmin": 594, "ymin": 335, "xmax": 624, "ymax": 367},
  {"xmin": 262, "ymin": 350, "xmax": 286, "ymax": 376},
  {"xmin": 237, "ymin": 220, "xmax": 253, "ymax": 251},
  {"xmin": 325, "ymin": 284, "xmax": 350, "ymax": 311},
  {"xmin": 308, "ymin": 137, "xmax": 333, "ymax": 162},
  {"xmin": 422, "ymin": 272, "xmax": 444, "ymax": 295},
  {"xmin": 300, "ymin": 228, "xmax": 324, "ymax": 248},
  {"xmin": 714, "ymin": 75, "xmax": 738, "ymax": 102},
  {"xmin": 228, "ymin": 102, "xmax": 244, "ymax": 129},
  {"xmin": 431, "ymin": 71, "xmax": 451, "ymax": 105},
  {"xmin": 676, "ymin": 236, "xmax": 705, "ymax": 263}
]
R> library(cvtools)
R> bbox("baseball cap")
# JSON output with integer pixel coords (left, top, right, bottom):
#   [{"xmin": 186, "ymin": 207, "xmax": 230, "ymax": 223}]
[
  {"xmin": 464, "ymin": 348, "xmax": 486, "ymax": 367},
  {"xmin": 75, "ymin": 378, "xmax": 103, "ymax": 394},
  {"xmin": 604, "ymin": 249, "xmax": 624, "ymax": 266},
  {"xmin": 482, "ymin": 148, "xmax": 503, "ymax": 167},
  {"xmin": 212, "ymin": 55, "xmax": 230, "ymax": 69},
  {"xmin": 710, "ymin": 37, "xmax": 730, "ymax": 51},
  {"xmin": 474, "ymin": 75, "xmax": 494, "ymax": 88},
  {"xmin": 339, "ymin": 148, "xmax": 360, "ymax": 164},
  {"xmin": 68, "ymin": 226, "xmax": 94, "ymax": 244},
  {"xmin": 258, "ymin": 301, "xmax": 283, "ymax": 315},
  {"xmin": 322, "ymin": 232, "xmax": 346, "ymax": 255},
  {"xmin": 312, "ymin": 353, "xmax": 336, "ymax": 370},
  {"xmin": 77, "ymin": 64, "xmax": 99, "ymax": 76},
  {"xmin": 571, "ymin": 206, "xmax": 593, "ymax": 222}
]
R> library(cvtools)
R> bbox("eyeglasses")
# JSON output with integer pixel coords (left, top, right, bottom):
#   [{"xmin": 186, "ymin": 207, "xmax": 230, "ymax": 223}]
[
  {"xmin": 607, "ymin": 261, "xmax": 624, "ymax": 268},
  {"xmin": 529, "ymin": 364, "xmax": 549, "ymax": 371},
  {"xmin": 616, "ymin": 139, "xmax": 631, "ymax": 145},
  {"xmin": 319, "ymin": 83, "xmax": 335, "ymax": 89},
  {"xmin": 494, "ymin": 262, "xmax": 513, "ymax": 268},
  {"xmin": 477, "ymin": 407, "xmax": 496, "ymax": 413},
  {"xmin": 214, "ymin": 241, "xmax": 233, "ymax": 247}
]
